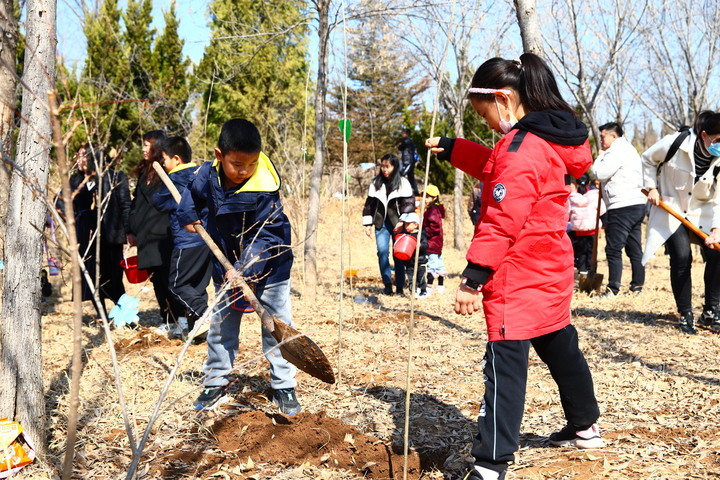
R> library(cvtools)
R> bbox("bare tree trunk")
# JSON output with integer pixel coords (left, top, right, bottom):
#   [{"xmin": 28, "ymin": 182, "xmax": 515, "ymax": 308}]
[
  {"xmin": 514, "ymin": 0, "xmax": 543, "ymax": 56},
  {"xmin": 0, "ymin": 0, "xmax": 56, "ymax": 457},
  {"xmin": 0, "ymin": 0, "xmax": 18, "ymax": 298},
  {"xmin": 304, "ymin": 0, "xmax": 330, "ymax": 303}
]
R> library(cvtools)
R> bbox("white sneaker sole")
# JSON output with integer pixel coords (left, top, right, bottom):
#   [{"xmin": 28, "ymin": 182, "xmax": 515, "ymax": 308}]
[{"xmin": 550, "ymin": 436, "xmax": 605, "ymax": 449}]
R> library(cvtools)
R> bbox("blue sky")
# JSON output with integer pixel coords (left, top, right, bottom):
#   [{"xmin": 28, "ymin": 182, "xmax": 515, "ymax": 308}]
[{"xmin": 57, "ymin": 0, "xmax": 211, "ymax": 68}]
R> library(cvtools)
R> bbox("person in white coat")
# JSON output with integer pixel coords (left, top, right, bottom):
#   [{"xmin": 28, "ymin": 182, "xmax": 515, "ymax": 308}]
[
  {"xmin": 592, "ymin": 122, "xmax": 647, "ymax": 295},
  {"xmin": 642, "ymin": 110, "xmax": 720, "ymax": 334}
]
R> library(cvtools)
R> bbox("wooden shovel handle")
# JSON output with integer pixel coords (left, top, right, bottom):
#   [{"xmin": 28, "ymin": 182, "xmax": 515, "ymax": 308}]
[
  {"xmin": 641, "ymin": 188, "xmax": 720, "ymax": 248},
  {"xmin": 151, "ymin": 162, "xmax": 275, "ymax": 332}
]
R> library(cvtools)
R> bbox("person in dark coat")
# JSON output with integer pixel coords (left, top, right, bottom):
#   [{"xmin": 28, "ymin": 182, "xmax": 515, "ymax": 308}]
[
  {"xmin": 57, "ymin": 143, "xmax": 131, "ymax": 314},
  {"xmin": 128, "ymin": 130, "xmax": 183, "ymax": 325},
  {"xmin": 399, "ymin": 128, "xmax": 420, "ymax": 196}
]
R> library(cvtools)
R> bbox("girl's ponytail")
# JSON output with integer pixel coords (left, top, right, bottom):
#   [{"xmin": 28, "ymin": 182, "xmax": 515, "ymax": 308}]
[
  {"xmin": 467, "ymin": 53, "xmax": 574, "ymax": 116},
  {"xmin": 517, "ymin": 53, "xmax": 575, "ymax": 115}
]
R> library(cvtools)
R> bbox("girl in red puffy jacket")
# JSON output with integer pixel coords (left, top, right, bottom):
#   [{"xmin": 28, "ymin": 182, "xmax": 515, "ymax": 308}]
[{"xmin": 426, "ymin": 53, "xmax": 603, "ymax": 480}]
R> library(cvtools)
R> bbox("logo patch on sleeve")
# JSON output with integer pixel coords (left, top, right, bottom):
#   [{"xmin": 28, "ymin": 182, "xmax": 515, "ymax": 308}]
[{"xmin": 492, "ymin": 183, "xmax": 506, "ymax": 202}]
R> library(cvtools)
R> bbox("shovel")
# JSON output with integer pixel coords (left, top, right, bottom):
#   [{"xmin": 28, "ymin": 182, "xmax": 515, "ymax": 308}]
[
  {"xmin": 577, "ymin": 188, "xmax": 604, "ymax": 293},
  {"xmin": 152, "ymin": 162, "xmax": 335, "ymax": 384},
  {"xmin": 641, "ymin": 188, "xmax": 720, "ymax": 248}
]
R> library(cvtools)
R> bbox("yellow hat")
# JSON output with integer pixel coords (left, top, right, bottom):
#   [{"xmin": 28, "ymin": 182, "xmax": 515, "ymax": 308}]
[{"xmin": 423, "ymin": 184, "xmax": 440, "ymax": 197}]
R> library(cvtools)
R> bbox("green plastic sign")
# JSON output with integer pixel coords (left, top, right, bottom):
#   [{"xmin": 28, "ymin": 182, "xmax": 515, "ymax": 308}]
[{"xmin": 338, "ymin": 119, "xmax": 352, "ymax": 142}]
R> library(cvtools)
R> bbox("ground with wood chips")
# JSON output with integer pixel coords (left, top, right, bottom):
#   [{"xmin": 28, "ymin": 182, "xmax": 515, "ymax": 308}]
[{"xmin": 26, "ymin": 197, "xmax": 720, "ymax": 479}]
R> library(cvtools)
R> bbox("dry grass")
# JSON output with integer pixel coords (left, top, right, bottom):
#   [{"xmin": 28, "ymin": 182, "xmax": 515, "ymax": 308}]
[{"xmin": 19, "ymin": 196, "xmax": 720, "ymax": 479}]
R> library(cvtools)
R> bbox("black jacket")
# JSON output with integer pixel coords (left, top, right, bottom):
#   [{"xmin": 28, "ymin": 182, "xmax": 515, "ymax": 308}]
[
  {"xmin": 56, "ymin": 169, "xmax": 131, "ymax": 245},
  {"xmin": 362, "ymin": 176, "xmax": 415, "ymax": 229},
  {"xmin": 398, "ymin": 137, "xmax": 417, "ymax": 174},
  {"xmin": 130, "ymin": 173, "xmax": 172, "ymax": 270}
]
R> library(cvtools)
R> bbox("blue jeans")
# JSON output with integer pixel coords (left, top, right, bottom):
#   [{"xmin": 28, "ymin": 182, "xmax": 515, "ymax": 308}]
[
  {"xmin": 203, "ymin": 279, "xmax": 297, "ymax": 390},
  {"xmin": 375, "ymin": 220, "xmax": 405, "ymax": 288}
]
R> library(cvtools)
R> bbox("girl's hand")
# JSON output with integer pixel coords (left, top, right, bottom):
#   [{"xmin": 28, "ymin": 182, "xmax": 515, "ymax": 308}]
[
  {"xmin": 364, "ymin": 225, "xmax": 374, "ymax": 237},
  {"xmin": 425, "ymin": 137, "xmax": 444, "ymax": 154},
  {"xmin": 455, "ymin": 284, "xmax": 481, "ymax": 315},
  {"xmin": 646, "ymin": 188, "xmax": 661, "ymax": 206},
  {"xmin": 706, "ymin": 229, "xmax": 720, "ymax": 249}
]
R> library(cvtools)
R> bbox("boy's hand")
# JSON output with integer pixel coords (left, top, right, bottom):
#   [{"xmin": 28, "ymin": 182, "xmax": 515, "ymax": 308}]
[
  {"xmin": 224, "ymin": 268, "xmax": 240, "ymax": 282},
  {"xmin": 455, "ymin": 284, "xmax": 481, "ymax": 315},
  {"xmin": 404, "ymin": 222, "xmax": 419, "ymax": 233},
  {"xmin": 646, "ymin": 188, "xmax": 660, "ymax": 206},
  {"xmin": 364, "ymin": 225, "xmax": 374, "ymax": 237},
  {"xmin": 184, "ymin": 220, "xmax": 202, "ymax": 233}
]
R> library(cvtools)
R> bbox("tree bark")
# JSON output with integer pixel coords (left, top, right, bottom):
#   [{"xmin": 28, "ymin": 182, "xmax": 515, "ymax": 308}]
[
  {"xmin": 514, "ymin": 0, "xmax": 543, "ymax": 56},
  {"xmin": 0, "ymin": 0, "xmax": 56, "ymax": 457},
  {"xmin": 0, "ymin": 0, "xmax": 18, "ymax": 298},
  {"xmin": 304, "ymin": 0, "xmax": 330, "ymax": 303}
]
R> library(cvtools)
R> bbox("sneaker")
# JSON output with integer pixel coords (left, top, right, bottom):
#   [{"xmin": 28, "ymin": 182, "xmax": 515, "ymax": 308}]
[
  {"xmin": 414, "ymin": 289, "xmax": 430, "ymax": 299},
  {"xmin": 382, "ymin": 283, "xmax": 394, "ymax": 295},
  {"xmin": 156, "ymin": 323, "xmax": 184, "ymax": 340},
  {"xmin": 462, "ymin": 466, "xmax": 506, "ymax": 480},
  {"xmin": 677, "ymin": 312, "xmax": 697, "ymax": 335},
  {"xmin": 396, "ymin": 286, "xmax": 405, "ymax": 296},
  {"xmin": 193, "ymin": 386, "xmax": 229, "ymax": 411},
  {"xmin": 698, "ymin": 306, "xmax": 720, "ymax": 331},
  {"xmin": 435, "ymin": 285, "xmax": 446, "ymax": 294},
  {"xmin": 598, "ymin": 287, "xmax": 618, "ymax": 298},
  {"xmin": 549, "ymin": 423, "xmax": 605, "ymax": 449},
  {"xmin": 271, "ymin": 388, "xmax": 301, "ymax": 416}
]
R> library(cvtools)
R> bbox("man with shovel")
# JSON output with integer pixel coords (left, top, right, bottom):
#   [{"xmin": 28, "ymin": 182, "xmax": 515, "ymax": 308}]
[{"xmin": 592, "ymin": 122, "xmax": 646, "ymax": 296}]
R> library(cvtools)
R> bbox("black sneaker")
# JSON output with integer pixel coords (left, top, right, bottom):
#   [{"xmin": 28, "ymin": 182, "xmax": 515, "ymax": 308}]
[
  {"xmin": 193, "ymin": 386, "xmax": 229, "ymax": 411},
  {"xmin": 698, "ymin": 306, "xmax": 720, "ymax": 331},
  {"xmin": 271, "ymin": 388, "xmax": 301, "ymax": 416},
  {"xmin": 549, "ymin": 423, "xmax": 605, "ymax": 449},
  {"xmin": 382, "ymin": 284, "xmax": 393, "ymax": 295},
  {"xmin": 677, "ymin": 312, "xmax": 697, "ymax": 335}
]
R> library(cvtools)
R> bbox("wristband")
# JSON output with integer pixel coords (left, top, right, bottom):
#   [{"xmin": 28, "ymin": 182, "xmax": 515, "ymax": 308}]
[{"xmin": 461, "ymin": 277, "xmax": 483, "ymax": 291}]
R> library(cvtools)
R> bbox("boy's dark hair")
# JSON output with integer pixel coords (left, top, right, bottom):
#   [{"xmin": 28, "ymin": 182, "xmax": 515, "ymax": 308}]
[
  {"xmin": 467, "ymin": 53, "xmax": 575, "ymax": 116},
  {"xmin": 599, "ymin": 122, "xmax": 623, "ymax": 137},
  {"xmin": 218, "ymin": 118, "xmax": 262, "ymax": 155},
  {"xmin": 159, "ymin": 136, "xmax": 192, "ymax": 164},
  {"xmin": 694, "ymin": 110, "xmax": 720, "ymax": 136}
]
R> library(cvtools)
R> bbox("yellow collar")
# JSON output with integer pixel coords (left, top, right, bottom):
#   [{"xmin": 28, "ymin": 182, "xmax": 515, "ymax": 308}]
[{"xmin": 168, "ymin": 162, "xmax": 197, "ymax": 174}]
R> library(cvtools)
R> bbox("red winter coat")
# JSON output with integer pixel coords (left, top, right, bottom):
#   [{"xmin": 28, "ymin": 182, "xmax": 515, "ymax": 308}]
[
  {"xmin": 423, "ymin": 203, "xmax": 445, "ymax": 254},
  {"xmin": 450, "ymin": 110, "xmax": 592, "ymax": 341}
]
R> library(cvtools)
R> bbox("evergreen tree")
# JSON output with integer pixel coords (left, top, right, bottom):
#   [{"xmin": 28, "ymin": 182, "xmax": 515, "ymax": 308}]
[
  {"xmin": 196, "ymin": 0, "xmax": 311, "ymax": 159},
  {"xmin": 327, "ymin": 11, "xmax": 429, "ymax": 166},
  {"xmin": 152, "ymin": 0, "xmax": 190, "ymax": 136},
  {"xmin": 123, "ymin": 0, "xmax": 155, "ymax": 100}
]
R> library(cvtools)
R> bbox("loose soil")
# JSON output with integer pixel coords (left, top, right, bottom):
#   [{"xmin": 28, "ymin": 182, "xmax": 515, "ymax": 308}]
[{"xmin": 22, "ymin": 196, "xmax": 720, "ymax": 479}]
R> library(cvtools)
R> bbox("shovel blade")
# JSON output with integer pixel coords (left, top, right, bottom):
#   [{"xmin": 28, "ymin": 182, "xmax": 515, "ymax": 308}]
[
  {"xmin": 271, "ymin": 319, "xmax": 336, "ymax": 384},
  {"xmin": 578, "ymin": 272, "xmax": 604, "ymax": 294}
]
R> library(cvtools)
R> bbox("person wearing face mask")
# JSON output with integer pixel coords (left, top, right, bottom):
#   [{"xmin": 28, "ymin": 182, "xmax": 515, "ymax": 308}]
[
  {"xmin": 642, "ymin": 111, "xmax": 720, "ymax": 334},
  {"xmin": 426, "ymin": 53, "xmax": 603, "ymax": 480}
]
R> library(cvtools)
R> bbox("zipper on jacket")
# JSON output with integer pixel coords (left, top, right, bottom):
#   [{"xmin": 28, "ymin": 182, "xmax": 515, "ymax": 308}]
[{"xmin": 501, "ymin": 323, "xmax": 505, "ymax": 338}]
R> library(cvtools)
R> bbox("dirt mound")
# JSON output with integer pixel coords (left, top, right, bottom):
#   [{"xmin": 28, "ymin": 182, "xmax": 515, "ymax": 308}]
[
  {"xmin": 114, "ymin": 327, "xmax": 181, "ymax": 353},
  {"xmin": 212, "ymin": 410, "xmax": 423, "ymax": 479}
]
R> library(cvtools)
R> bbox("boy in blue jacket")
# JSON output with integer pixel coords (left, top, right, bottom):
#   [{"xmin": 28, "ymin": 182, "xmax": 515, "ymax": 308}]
[
  {"xmin": 152, "ymin": 136, "xmax": 212, "ymax": 338},
  {"xmin": 176, "ymin": 119, "xmax": 300, "ymax": 415}
]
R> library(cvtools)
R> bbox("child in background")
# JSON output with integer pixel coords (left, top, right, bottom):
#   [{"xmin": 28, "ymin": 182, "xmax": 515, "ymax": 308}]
[
  {"xmin": 394, "ymin": 212, "xmax": 429, "ymax": 298},
  {"xmin": 152, "ymin": 136, "xmax": 212, "ymax": 338},
  {"xmin": 177, "ymin": 119, "xmax": 300, "ymax": 415},
  {"xmin": 422, "ymin": 184, "xmax": 446, "ymax": 293},
  {"xmin": 567, "ymin": 174, "xmax": 604, "ymax": 274}
]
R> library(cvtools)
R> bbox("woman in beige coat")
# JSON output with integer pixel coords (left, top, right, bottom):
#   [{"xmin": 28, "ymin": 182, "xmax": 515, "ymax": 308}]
[{"xmin": 642, "ymin": 110, "xmax": 720, "ymax": 334}]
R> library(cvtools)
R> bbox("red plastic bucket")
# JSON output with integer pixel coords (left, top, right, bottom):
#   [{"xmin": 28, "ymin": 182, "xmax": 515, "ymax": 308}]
[
  {"xmin": 119, "ymin": 255, "xmax": 149, "ymax": 284},
  {"xmin": 393, "ymin": 233, "xmax": 417, "ymax": 261}
]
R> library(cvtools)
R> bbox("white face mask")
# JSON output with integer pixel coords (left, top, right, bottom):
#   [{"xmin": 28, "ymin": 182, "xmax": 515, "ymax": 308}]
[{"xmin": 495, "ymin": 98, "xmax": 517, "ymax": 134}]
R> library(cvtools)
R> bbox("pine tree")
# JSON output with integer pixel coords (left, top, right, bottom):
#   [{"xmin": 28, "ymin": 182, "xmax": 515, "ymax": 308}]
[
  {"xmin": 327, "ymin": 12, "xmax": 429, "ymax": 166},
  {"xmin": 152, "ymin": 0, "xmax": 190, "ymax": 136},
  {"xmin": 196, "ymin": 0, "xmax": 311, "ymax": 159}
]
